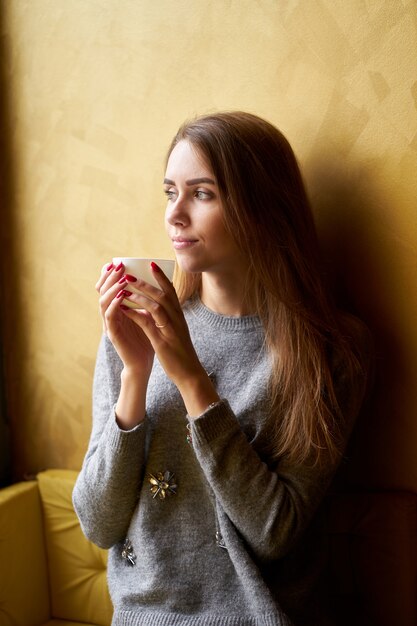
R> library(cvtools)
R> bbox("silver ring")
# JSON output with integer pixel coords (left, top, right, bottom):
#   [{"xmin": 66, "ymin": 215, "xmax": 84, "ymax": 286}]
[{"xmin": 155, "ymin": 322, "xmax": 167, "ymax": 329}]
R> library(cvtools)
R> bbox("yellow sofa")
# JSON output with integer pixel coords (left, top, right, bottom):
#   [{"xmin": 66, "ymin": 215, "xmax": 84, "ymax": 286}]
[
  {"xmin": 1, "ymin": 469, "xmax": 416, "ymax": 626},
  {"xmin": 0, "ymin": 469, "xmax": 112, "ymax": 626}
]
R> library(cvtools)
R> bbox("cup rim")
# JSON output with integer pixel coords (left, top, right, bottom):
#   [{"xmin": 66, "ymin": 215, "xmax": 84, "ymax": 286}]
[{"xmin": 112, "ymin": 257, "xmax": 175, "ymax": 263}]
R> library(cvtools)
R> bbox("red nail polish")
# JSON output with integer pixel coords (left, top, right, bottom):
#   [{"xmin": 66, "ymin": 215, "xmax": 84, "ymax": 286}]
[
  {"xmin": 106, "ymin": 262, "xmax": 114, "ymax": 271},
  {"xmin": 150, "ymin": 261, "xmax": 160, "ymax": 272},
  {"xmin": 124, "ymin": 274, "xmax": 137, "ymax": 282},
  {"xmin": 115, "ymin": 262, "xmax": 124, "ymax": 272},
  {"xmin": 116, "ymin": 289, "xmax": 131, "ymax": 298},
  {"xmin": 120, "ymin": 304, "xmax": 129, "ymax": 310},
  {"xmin": 118, "ymin": 277, "xmax": 128, "ymax": 284}
]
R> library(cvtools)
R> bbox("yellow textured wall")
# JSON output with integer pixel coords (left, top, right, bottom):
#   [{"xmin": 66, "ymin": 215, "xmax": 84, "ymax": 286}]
[{"xmin": 1, "ymin": 1, "xmax": 416, "ymax": 489}]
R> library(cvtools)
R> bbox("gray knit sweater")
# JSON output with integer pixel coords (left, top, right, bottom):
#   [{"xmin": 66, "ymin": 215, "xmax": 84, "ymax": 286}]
[{"xmin": 73, "ymin": 297, "xmax": 370, "ymax": 626}]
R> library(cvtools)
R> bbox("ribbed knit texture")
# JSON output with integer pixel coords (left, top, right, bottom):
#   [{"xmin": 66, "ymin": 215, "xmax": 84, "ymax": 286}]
[
  {"xmin": 73, "ymin": 296, "xmax": 371, "ymax": 626},
  {"xmin": 114, "ymin": 610, "xmax": 293, "ymax": 626}
]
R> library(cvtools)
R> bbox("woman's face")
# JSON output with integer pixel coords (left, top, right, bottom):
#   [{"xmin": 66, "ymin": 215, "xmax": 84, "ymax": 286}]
[{"xmin": 164, "ymin": 140, "xmax": 244, "ymax": 277}]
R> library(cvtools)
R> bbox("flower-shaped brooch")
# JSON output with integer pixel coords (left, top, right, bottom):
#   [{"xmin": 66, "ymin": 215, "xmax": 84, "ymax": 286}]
[{"xmin": 149, "ymin": 471, "xmax": 177, "ymax": 499}]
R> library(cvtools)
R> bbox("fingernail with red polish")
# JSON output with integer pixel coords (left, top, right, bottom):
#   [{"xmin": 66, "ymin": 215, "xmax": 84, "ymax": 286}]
[
  {"xmin": 150, "ymin": 261, "xmax": 160, "ymax": 272},
  {"xmin": 115, "ymin": 262, "xmax": 124, "ymax": 272},
  {"xmin": 116, "ymin": 289, "xmax": 132, "ymax": 299},
  {"xmin": 118, "ymin": 277, "xmax": 128, "ymax": 284},
  {"xmin": 124, "ymin": 274, "xmax": 137, "ymax": 282},
  {"xmin": 106, "ymin": 262, "xmax": 114, "ymax": 271}
]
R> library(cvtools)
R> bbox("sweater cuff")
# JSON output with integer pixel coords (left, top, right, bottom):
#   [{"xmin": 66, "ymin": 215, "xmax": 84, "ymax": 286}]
[
  {"xmin": 189, "ymin": 399, "xmax": 239, "ymax": 445},
  {"xmin": 103, "ymin": 407, "xmax": 147, "ymax": 454}
]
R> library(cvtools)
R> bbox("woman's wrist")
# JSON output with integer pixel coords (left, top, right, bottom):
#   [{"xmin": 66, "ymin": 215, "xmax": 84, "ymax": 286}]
[
  {"xmin": 176, "ymin": 369, "xmax": 220, "ymax": 419},
  {"xmin": 115, "ymin": 367, "xmax": 149, "ymax": 430}
]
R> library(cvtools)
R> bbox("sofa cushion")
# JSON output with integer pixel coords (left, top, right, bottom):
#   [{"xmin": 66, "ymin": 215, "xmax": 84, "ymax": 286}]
[
  {"xmin": 45, "ymin": 621, "xmax": 100, "ymax": 626},
  {"xmin": 37, "ymin": 469, "xmax": 113, "ymax": 626},
  {"xmin": 0, "ymin": 480, "xmax": 50, "ymax": 626},
  {"xmin": 45, "ymin": 622, "xmax": 98, "ymax": 626}
]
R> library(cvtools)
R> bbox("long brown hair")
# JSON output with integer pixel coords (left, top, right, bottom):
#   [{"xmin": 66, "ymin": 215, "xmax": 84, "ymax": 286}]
[{"xmin": 167, "ymin": 111, "xmax": 362, "ymax": 466}]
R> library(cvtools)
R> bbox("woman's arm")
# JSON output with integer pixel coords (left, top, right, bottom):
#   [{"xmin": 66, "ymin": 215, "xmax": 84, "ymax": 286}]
[
  {"xmin": 72, "ymin": 335, "xmax": 148, "ymax": 549},
  {"xmin": 73, "ymin": 262, "xmax": 161, "ymax": 547},
  {"xmin": 189, "ymin": 325, "xmax": 373, "ymax": 563}
]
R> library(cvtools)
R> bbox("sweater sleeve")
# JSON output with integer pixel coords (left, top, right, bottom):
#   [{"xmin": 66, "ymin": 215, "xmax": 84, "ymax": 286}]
[
  {"xmin": 189, "ymin": 321, "xmax": 373, "ymax": 564},
  {"xmin": 72, "ymin": 335, "xmax": 147, "ymax": 549}
]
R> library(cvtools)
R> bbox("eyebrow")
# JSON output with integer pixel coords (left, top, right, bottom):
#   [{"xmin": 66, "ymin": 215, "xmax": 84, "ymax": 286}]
[{"xmin": 163, "ymin": 177, "xmax": 216, "ymax": 186}]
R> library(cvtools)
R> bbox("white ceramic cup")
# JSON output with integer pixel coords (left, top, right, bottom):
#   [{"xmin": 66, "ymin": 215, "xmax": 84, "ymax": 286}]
[
  {"xmin": 112, "ymin": 257, "xmax": 175, "ymax": 310},
  {"xmin": 112, "ymin": 257, "xmax": 175, "ymax": 288}
]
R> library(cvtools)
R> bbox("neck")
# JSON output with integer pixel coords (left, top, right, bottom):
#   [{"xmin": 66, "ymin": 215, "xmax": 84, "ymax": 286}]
[{"xmin": 200, "ymin": 271, "xmax": 254, "ymax": 317}]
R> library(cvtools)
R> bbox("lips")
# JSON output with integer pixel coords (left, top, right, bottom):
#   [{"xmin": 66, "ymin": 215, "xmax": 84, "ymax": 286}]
[{"xmin": 171, "ymin": 236, "xmax": 198, "ymax": 250}]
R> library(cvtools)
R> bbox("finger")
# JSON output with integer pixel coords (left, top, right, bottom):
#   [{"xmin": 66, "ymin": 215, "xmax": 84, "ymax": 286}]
[
  {"xmin": 104, "ymin": 284, "xmax": 148, "ymax": 336},
  {"xmin": 120, "ymin": 305, "xmax": 163, "ymax": 348},
  {"xmin": 96, "ymin": 263, "xmax": 117, "ymax": 332},
  {"xmin": 95, "ymin": 261, "xmax": 125, "ymax": 293},
  {"xmin": 150, "ymin": 262, "xmax": 182, "ymax": 311},
  {"xmin": 150, "ymin": 261, "xmax": 176, "ymax": 293},
  {"xmin": 127, "ymin": 263, "xmax": 181, "ymax": 315},
  {"xmin": 126, "ymin": 282, "xmax": 179, "ymax": 320},
  {"xmin": 95, "ymin": 262, "xmax": 114, "ymax": 292},
  {"xmin": 120, "ymin": 291, "xmax": 170, "ymax": 332},
  {"xmin": 99, "ymin": 280, "xmax": 129, "ymax": 330}
]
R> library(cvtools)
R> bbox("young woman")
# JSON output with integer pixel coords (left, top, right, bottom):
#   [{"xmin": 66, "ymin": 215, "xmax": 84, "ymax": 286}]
[{"xmin": 73, "ymin": 111, "xmax": 371, "ymax": 626}]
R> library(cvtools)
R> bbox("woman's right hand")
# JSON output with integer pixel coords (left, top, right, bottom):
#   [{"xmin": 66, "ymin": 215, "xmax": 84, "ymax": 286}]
[{"xmin": 96, "ymin": 262, "xmax": 155, "ymax": 378}]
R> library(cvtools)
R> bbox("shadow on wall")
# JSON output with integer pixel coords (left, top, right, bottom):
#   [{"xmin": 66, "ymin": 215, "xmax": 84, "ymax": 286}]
[
  {"xmin": 0, "ymin": 3, "xmax": 23, "ymax": 485},
  {"xmin": 307, "ymin": 155, "xmax": 412, "ymax": 490}
]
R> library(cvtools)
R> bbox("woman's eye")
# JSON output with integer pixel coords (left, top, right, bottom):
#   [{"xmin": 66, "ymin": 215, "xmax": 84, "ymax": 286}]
[
  {"xmin": 164, "ymin": 189, "xmax": 176, "ymax": 201},
  {"xmin": 194, "ymin": 189, "xmax": 212, "ymax": 200}
]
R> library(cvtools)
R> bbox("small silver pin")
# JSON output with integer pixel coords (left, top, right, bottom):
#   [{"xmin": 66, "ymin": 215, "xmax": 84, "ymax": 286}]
[
  {"xmin": 186, "ymin": 423, "xmax": 192, "ymax": 444},
  {"xmin": 215, "ymin": 531, "xmax": 228, "ymax": 550},
  {"xmin": 121, "ymin": 539, "xmax": 136, "ymax": 565}
]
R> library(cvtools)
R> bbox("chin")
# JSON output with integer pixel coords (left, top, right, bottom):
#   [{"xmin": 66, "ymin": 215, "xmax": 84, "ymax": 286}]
[
  {"xmin": 175, "ymin": 257, "xmax": 203, "ymax": 274},
  {"xmin": 176, "ymin": 263, "xmax": 203, "ymax": 275}
]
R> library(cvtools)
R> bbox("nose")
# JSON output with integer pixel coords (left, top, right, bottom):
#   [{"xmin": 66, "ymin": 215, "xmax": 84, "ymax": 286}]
[{"xmin": 165, "ymin": 195, "xmax": 190, "ymax": 228}]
